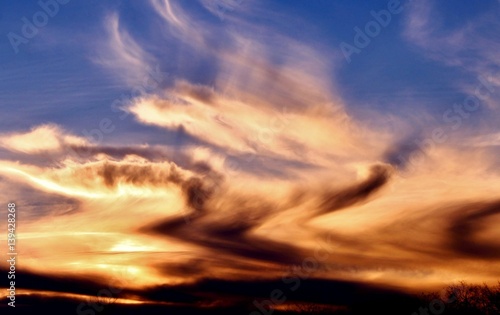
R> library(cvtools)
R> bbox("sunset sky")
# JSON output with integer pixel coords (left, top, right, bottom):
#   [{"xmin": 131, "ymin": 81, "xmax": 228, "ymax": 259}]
[{"xmin": 1, "ymin": 0, "xmax": 500, "ymax": 313}]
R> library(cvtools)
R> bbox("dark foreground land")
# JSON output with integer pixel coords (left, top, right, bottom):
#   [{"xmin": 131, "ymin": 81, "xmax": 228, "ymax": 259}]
[{"xmin": 2, "ymin": 281, "xmax": 499, "ymax": 315}]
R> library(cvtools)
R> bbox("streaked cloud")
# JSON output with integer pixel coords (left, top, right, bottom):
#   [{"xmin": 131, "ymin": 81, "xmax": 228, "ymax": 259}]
[
  {"xmin": 0, "ymin": 124, "xmax": 88, "ymax": 154},
  {"xmin": 93, "ymin": 13, "xmax": 156, "ymax": 86}
]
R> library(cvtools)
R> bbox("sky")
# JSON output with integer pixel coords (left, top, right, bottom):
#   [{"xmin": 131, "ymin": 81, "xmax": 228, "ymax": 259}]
[{"xmin": 1, "ymin": 0, "xmax": 500, "ymax": 313}]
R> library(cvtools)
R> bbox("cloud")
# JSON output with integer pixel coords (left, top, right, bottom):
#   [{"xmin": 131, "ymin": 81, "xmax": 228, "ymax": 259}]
[
  {"xmin": 126, "ymin": 56, "xmax": 390, "ymax": 170},
  {"xmin": 316, "ymin": 164, "xmax": 392, "ymax": 216},
  {"xmin": 402, "ymin": 0, "xmax": 500, "ymax": 156},
  {"xmin": 0, "ymin": 155, "xmax": 215, "ymax": 200},
  {"xmin": 150, "ymin": 0, "xmax": 208, "ymax": 48},
  {"xmin": 2, "ymin": 2, "xmax": 500, "ymax": 307},
  {"xmin": 94, "ymin": 13, "xmax": 156, "ymax": 86},
  {"xmin": 403, "ymin": 0, "xmax": 500, "ymax": 97},
  {"xmin": 467, "ymin": 132, "xmax": 500, "ymax": 147},
  {"xmin": 0, "ymin": 124, "xmax": 88, "ymax": 154},
  {"xmin": 403, "ymin": 0, "xmax": 474, "ymax": 66},
  {"xmin": 448, "ymin": 200, "xmax": 500, "ymax": 259},
  {"xmin": 0, "ymin": 267, "xmax": 422, "ymax": 314}
]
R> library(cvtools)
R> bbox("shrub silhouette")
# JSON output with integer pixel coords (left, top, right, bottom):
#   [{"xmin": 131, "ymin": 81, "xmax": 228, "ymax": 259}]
[{"xmin": 420, "ymin": 281, "xmax": 500, "ymax": 315}]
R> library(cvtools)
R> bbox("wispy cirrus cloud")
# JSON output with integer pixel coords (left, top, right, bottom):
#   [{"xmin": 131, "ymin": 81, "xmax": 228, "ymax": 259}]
[
  {"xmin": 403, "ymin": 0, "xmax": 500, "ymax": 65},
  {"xmin": 150, "ymin": 0, "xmax": 209, "ymax": 49},
  {"xmin": 403, "ymin": 0, "xmax": 500, "ymax": 110},
  {"xmin": 93, "ymin": 13, "xmax": 156, "ymax": 86},
  {"xmin": 466, "ymin": 132, "xmax": 500, "ymax": 147}
]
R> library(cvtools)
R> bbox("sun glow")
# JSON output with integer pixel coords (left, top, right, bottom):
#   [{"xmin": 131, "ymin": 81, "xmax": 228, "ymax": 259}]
[{"xmin": 110, "ymin": 240, "xmax": 154, "ymax": 252}]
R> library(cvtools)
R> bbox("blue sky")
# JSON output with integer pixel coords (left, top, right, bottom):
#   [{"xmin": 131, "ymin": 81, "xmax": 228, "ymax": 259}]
[{"xmin": 2, "ymin": 0, "xmax": 498, "ymax": 146}]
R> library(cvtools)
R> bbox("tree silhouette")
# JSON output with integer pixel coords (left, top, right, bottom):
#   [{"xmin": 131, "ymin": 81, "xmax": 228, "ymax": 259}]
[{"xmin": 420, "ymin": 281, "xmax": 500, "ymax": 315}]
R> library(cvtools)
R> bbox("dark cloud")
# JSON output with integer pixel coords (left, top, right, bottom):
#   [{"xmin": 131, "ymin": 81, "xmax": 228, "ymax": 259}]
[
  {"xmin": 383, "ymin": 133, "xmax": 427, "ymax": 170},
  {"xmin": 317, "ymin": 164, "xmax": 392, "ymax": 215},
  {"xmin": 1, "ymin": 268, "xmax": 421, "ymax": 314},
  {"xmin": 448, "ymin": 199, "xmax": 500, "ymax": 259},
  {"xmin": 96, "ymin": 161, "xmax": 185, "ymax": 188},
  {"xmin": 144, "ymin": 211, "xmax": 305, "ymax": 265},
  {"xmin": 175, "ymin": 80, "xmax": 218, "ymax": 105},
  {"xmin": 142, "ymin": 164, "xmax": 393, "ymax": 269},
  {"xmin": 0, "ymin": 268, "xmax": 119, "ymax": 298}
]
